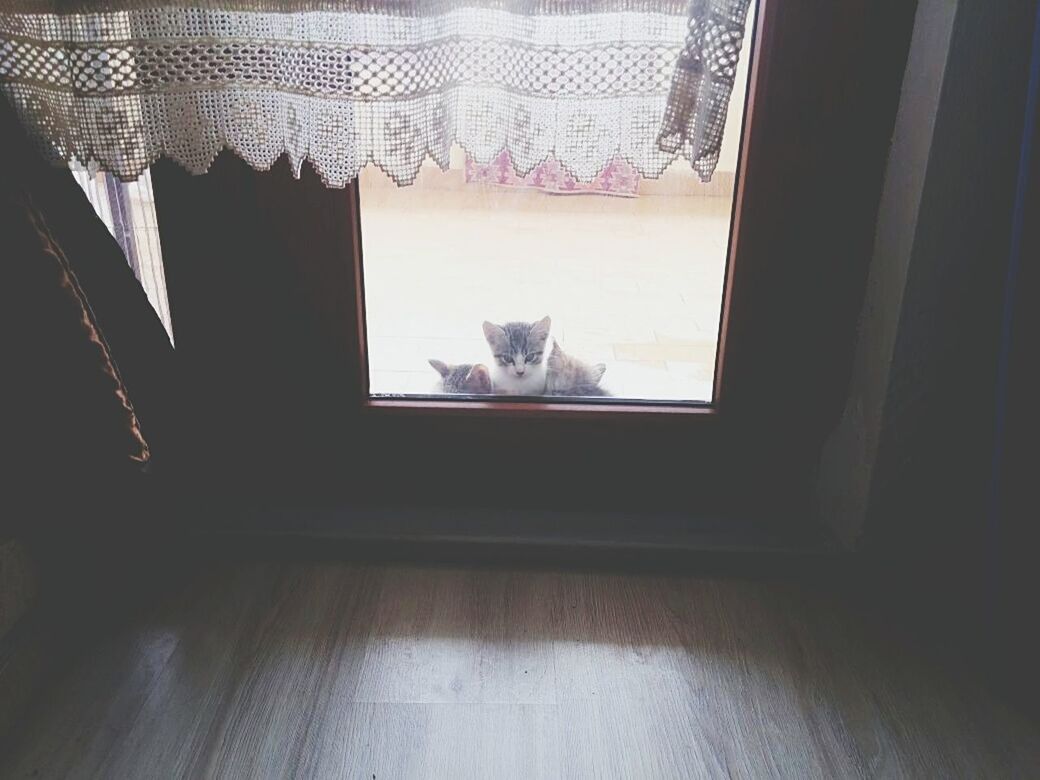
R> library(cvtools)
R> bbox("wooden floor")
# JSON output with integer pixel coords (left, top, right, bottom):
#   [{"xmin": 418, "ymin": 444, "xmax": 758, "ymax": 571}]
[{"xmin": 3, "ymin": 560, "xmax": 1037, "ymax": 779}]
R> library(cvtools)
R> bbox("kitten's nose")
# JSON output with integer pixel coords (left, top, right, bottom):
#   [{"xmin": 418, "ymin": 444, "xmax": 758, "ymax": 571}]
[{"xmin": 515, "ymin": 365, "xmax": 526, "ymax": 376}]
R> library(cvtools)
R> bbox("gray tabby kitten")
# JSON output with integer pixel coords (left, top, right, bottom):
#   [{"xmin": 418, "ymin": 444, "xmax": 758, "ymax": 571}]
[
  {"xmin": 481, "ymin": 316, "xmax": 552, "ymax": 395},
  {"xmin": 428, "ymin": 360, "xmax": 493, "ymax": 394},
  {"xmin": 546, "ymin": 341, "xmax": 609, "ymax": 396}
]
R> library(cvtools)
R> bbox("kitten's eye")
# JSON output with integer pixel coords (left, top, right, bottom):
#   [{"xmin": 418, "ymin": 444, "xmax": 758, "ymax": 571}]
[
  {"xmin": 527, "ymin": 353, "xmax": 541, "ymax": 363},
  {"xmin": 496, "ymin": 355, "xmax": 511, "ymax": 365}
]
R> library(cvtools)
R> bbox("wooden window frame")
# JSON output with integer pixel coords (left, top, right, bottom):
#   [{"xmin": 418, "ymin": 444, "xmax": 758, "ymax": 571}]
[{"xmin": 152, "ymin": 0, "xmax": 917, "ymax": 521}]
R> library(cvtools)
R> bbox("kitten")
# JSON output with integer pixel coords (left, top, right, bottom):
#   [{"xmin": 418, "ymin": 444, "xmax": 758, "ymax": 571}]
[
  {"xmin": 546, "ymin": 341, "xmax": 610, "ymax": 396},
  {"xmin": 481, "ymin": 316, "xmax": 552, "ymax": 395},
  {"xmin": 428, "ymin": 359, "xmax": 493, "ymax": 394}
]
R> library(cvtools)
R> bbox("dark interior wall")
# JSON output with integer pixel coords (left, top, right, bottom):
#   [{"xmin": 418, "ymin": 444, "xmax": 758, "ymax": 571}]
[
  {"xmin": 817, "ymin": 0, "xmax": 959, "ymax": 548},
  {"xmin": 818, "ymin": 0, "xmax": 1039, "ymax": 698},
  {"xmin": 995, "ymin": 47, "xmax": 1040, "ymax": 705},
  {"xmin": 150, "ymin": 155, "xmax": 361, "ymax": 499},
  {"xmin": 864, "ymin": 0, "xmax": 1036, "ymax": 612}
]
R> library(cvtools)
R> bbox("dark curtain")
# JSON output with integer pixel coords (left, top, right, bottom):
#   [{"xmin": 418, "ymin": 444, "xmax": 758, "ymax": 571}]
[
  {"xmin": 0, "ymin": 96, "xmax": 180, "ymax": 497},
  {"xmin": 0, "ymin": 94, "xmax": 187, "ymax": 743}
]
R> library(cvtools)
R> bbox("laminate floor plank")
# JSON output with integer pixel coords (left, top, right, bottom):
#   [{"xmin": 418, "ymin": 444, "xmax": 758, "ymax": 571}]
[
  {"xmin": 197, "ymin": 563, "xmax": 384, "ymax": 780},
  {"xmin": 352, "ymin": 567, "xmax": 556, "ymax": 705},
  {"xmin": 2, "ymin": 616, "xmax": 179, "ymax": 780},
  {"xmin": 1, "ymin": 564, "xmax": 233, "ymax": 780},
  {"xmin": 3, "ymin": 561, "xmax": 1038, "ymax": 779},
  {"xmin": 550, "ymin": 574, "xmax": 839, "ymax": 779},
  {"xmin": 96, "ymin": 562, "xmax": 287, "ymax": 780},
  {"xmin": 299, "ymin": 702, "xmax": 561, "ymax": 779}
]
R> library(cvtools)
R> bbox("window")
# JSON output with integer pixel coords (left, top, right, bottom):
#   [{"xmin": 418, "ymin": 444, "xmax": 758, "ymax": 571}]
[
  {"xmin": 141, "ymin": 0, "xmax": 913, "ymax": 515},
  {"xmin": 71, "ymin": 168, "xmax": 174, "ymax": 343},
  {"xmin": 358, "ymin": 31, "xmax": 751, "ymax": 405}
]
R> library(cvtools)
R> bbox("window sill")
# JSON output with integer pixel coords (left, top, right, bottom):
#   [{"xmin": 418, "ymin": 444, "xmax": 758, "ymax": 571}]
[{"xmin": 363, "ymin": 396, "xmax": 717, "ymax": 420}]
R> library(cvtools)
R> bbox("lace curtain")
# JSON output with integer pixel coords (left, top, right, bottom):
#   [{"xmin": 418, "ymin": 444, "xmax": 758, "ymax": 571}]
[{"xmin": 0, "ymin": 0, "xmax": 752, "ymax": 187}]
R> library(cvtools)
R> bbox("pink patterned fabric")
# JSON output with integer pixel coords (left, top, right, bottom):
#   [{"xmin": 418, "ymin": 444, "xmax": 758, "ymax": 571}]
[{"xmin": 465, "ymin": 151, "xmax": 641, "ymax": 197}]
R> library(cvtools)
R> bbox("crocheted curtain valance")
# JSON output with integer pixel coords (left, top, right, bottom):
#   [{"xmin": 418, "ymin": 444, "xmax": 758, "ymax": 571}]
[{"xmin": 0, "ymin": 0, "xmax": 752, "ymax": 187}]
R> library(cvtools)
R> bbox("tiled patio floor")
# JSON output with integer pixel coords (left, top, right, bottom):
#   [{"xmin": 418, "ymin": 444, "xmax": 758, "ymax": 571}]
[{"xmin": 360, "ymin": 167, "xmax": 732, "ymax": 402}]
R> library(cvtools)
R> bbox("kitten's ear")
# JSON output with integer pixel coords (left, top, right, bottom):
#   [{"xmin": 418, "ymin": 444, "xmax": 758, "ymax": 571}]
[
  {"xmin": 466, "ymin": 364, "xmax": 493, "ymax": 394},
  {"xmin": 531, "ymin": 315, "xmax": 552, "ymax": 342},
  {"xmin": 591, "ymin": 363, "xmax": 607, "ymax": 383},
  {"xmin": 482, "ymin": 320, "xmax": 506, "ymax": 348},
  {"xmin": 550, "ymin": 339, "xmax": 562, "ymax": 357},
  {"xmin": 428, "ymin": 358, "xmax": 450, "ymax": 377}
]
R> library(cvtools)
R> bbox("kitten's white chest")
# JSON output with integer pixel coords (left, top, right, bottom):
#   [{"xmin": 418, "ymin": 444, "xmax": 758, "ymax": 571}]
[{"xmin": 492, "ymin": 364, "xmax": 547, "ymax": 395}]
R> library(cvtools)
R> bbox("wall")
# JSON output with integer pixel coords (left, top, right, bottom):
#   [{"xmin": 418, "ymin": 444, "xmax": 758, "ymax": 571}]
[
  {"xmin": 815, "ymin": 0, "xmax": 1039, "ymax": 685},
  {"xmin": 816, "ymin": 0, "xmax": 960, "ymax": 547}
]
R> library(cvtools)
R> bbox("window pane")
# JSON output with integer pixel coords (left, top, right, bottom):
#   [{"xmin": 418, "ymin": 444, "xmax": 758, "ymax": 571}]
[
  {"xmin": 359, "ymin": 35, "xmax": 751, "ymax": 404},
  {"xmin": 71, "ymin": 168, "xmax": 174, "ymax": 344}
]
